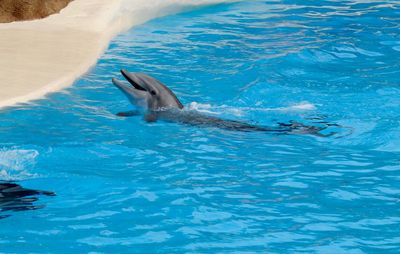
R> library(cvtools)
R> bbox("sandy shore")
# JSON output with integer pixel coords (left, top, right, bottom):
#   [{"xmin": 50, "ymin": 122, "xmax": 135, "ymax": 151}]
[{"xmin": 0, "ymin": 0, "xmax": 235, "ymax": 109}]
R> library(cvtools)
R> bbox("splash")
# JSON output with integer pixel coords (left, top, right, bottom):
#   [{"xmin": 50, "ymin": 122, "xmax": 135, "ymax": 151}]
[
  {"xmin": 0, "ymin": 148, "xmax": 39, "ymax": 180},
  {"xmin": 188, "ymin": 101, "xmax": 316, "ymax": 116}
]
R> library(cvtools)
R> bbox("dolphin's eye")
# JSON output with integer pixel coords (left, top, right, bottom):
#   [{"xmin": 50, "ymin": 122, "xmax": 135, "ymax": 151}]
[{"xmin": 150, "ymin": 90, "xmax": 157, "ymax": 95}]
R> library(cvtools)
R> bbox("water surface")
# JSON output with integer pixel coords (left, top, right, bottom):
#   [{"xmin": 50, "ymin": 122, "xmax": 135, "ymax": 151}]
[{"xmin": 0, "ymin": 0, "xmax": 400, "ymax": 253}]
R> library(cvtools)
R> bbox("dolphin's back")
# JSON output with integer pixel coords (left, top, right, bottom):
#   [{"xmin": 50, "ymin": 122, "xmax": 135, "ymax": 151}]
[{"xmin": 156, "ymin": 110, "xmax": 284, "ymax": 132}]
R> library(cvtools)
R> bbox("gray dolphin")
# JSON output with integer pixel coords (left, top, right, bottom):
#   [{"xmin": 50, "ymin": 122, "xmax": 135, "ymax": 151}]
[{"xmin": 112, "ymin": 69, "xmax": 337, "ymax": 136}]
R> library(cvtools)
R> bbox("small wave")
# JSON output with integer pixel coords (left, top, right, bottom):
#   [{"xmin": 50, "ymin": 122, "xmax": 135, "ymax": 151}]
[
  {"xmin": 0, "ymin": 148, "xmax": 39, "ymax": 180},
  {"xmin": 188, "ymin": 101, "xmax": 316, "ymax": 116}
]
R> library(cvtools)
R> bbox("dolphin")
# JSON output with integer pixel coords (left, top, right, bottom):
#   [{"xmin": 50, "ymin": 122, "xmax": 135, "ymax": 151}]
[
  {"xmin": 0, "ymin": 182, "xmax": 55, "ymax": 219},
  {"xmin": 112, "ymin": 69, "xmax": 337, "ymax": 136}
]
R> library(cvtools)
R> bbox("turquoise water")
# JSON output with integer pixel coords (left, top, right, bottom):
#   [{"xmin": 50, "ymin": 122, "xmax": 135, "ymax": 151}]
[{"xmin": 1, "ymin": 0, "xmax": 400, "ymax": 252}]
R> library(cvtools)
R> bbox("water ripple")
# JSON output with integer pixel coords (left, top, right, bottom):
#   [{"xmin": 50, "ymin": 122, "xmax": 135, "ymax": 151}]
[{"xmin": 0, "ymin": 0, "xmax": 399, "ymax": 253}]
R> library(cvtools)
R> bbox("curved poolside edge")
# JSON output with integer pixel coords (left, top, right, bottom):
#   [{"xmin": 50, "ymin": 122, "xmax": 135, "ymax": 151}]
[{"xmin": 0, "ymin": 0, "xmax": 235, "ymax": 109}]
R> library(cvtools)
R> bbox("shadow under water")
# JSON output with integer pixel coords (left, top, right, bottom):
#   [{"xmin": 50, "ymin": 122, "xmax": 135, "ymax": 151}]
[
  {"xmin": 116, "ymin": 108, "xmax": 347, "ymax": 137},
  {"xmin": 0, "ymin": 182, "xmax": 55, "ymax": 219}
]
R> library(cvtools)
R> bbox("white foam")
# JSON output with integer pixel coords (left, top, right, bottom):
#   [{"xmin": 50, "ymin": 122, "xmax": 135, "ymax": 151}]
[
  {"xmin": 188, "ymin": 102, "xmax": 220, "ymax": 115},
  {"xmin": 188, "ymin": 101, "xmax": 317, "ymax": 116},
  {"xmin": 286, "ymin": 102, "xmax": 317, "ymax": 111},
  {"xmin": 0, "ymin": 148, "xmax": 39, "ymax": 180}
]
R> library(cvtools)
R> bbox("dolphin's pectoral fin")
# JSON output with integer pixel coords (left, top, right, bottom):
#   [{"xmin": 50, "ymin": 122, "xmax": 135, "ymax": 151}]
[
  {"xmin": 116, "ymin": 110, "xmax": 141, "ymax": 117},
  {"xmin": 144, "ymin": 113, "xmax": 158, "ymax": 123}
]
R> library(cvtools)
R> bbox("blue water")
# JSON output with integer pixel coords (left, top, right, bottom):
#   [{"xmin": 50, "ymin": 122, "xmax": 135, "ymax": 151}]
[{"xmin": 1, "ymin": 0, "xmax": 400, "ymax": 252}]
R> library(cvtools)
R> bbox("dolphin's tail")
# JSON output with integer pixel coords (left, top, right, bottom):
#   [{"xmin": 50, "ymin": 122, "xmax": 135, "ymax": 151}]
[{"xmin": 277, "ymin": 120, "xmax": 351, "ymax": 138}]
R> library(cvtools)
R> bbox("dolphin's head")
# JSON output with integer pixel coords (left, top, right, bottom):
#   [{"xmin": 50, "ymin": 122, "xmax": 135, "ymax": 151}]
[
  {"xmin": 112, "ymin": 77, "xmax": 149, "ymax": 109},
  {"xmin": 113, "ymin": 70, "xmax": 184, "ymax": 111}
]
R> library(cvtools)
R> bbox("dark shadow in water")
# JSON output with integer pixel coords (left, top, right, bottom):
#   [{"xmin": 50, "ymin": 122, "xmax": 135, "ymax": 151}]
[{"xmin": 0, "ymin": 182, "xmax": 55, "ymax": 219}]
